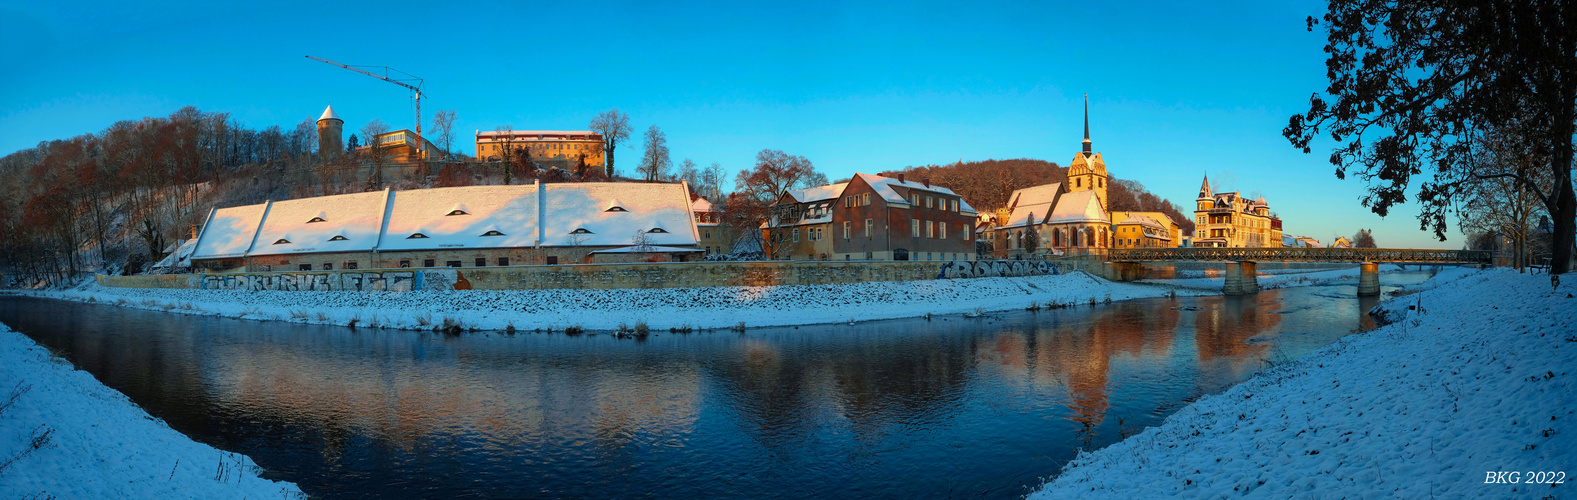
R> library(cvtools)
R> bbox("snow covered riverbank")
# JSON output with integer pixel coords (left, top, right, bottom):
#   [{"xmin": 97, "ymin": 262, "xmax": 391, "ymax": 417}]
[
  {"xmin": 1031, "ymin": 267, "xmax": 1575, "ymax": 498},
  {"xmin": 25, "ymin": 271, "xmax": 1202, "ymax": 332},
  {"xmin": 0, "ymin": 324, "xmax": 302, "ymax": 498}
]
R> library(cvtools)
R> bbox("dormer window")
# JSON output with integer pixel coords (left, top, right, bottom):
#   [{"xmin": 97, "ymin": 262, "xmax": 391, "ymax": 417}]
[
  {"xmin": 647, "ymin": 227, "xmax": 669, "ymax": 233},
  {"xmin": 570, "ymin": 228, "xmax": 593, "ymax": 234},
  {"xmin": 307, "ymin": 216, "xmax": 326, "ymax": 223},
  {"xmin": 447, "ymin": 209, "xmax": 468, "ymax": 216},
  {"xmin": 481, "ymin": 230, "xmax": 505, "ymax": 236},
  {"xmin": 328, "ymin": 235, "xmax": 348, "ymax": 241},
  {"xmin": 407, "ymin": 233, "xmax": 429, "ymax": 239},
  {"xmin": 273, "ymin": 238, "xmax": 291, "ymax": 245},
  {"xmin": 605, "ymin": 206, "xmax": 627, "ymax": 212}
]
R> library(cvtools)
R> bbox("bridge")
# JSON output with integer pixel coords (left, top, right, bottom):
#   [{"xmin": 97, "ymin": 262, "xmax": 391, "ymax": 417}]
[{"xmin": 1099, "ymin": 247, "xmax": 1492, "ymax": 296}]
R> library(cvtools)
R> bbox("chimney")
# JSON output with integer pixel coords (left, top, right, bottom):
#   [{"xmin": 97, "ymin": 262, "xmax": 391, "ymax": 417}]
[
  {"xmin": 923, "ymin": 177, "xmax": 931, "ymax": 188},
  {"xmin": 897, "ymin": 173, "xmax": 905, "ymax": 183}
]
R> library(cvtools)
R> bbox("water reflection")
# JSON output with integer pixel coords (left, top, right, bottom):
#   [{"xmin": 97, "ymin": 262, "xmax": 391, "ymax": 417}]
[{"xmin": 0, "ymin": 271, "xmax": 1433, "ymax": 499}]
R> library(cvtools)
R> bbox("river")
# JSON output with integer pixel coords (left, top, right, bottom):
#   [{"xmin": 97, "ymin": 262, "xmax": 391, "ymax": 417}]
[{"xmin": 0, "ymin": 271, "xmax": 1434, "ymax": 498}]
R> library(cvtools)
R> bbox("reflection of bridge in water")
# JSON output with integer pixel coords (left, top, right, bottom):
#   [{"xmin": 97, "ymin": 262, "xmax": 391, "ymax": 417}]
[{"xmin": 1103, "ymin": 248, "xmax": 1492, "ymax": 296}]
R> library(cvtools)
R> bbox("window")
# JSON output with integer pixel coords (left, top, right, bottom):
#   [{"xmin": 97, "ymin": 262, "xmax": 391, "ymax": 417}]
[
  {"xmin": 911, "ymin": 219, "xmax": 919, "ymax": 237},
  {"xmin": 273, "ymin": 238, "xmax": 291, "ymax": 245},
  {"xmin": 926, "ymin": 196, "xmax": 933, "ymax": 209},
  {"xmin": 408, "ymin": 233, "xmax": 429, "ymax": 239},
  {"xmin": 793, "ymin": 228, "xmax": 799, "ymax": 242},
  {"xmin": 447, "ymin": 260, "xmax": 462, "ymax": 268},
  {"xmin": 704, "ymin": 229, "xmax": 712, "ymax": 239},
  {"xmin": 399, "ymin": 260, "xmax": 411, "ymax": 268},
  {"xmin": 964, "ymin": 225, "xmax": 970, "ymax": 240},
  {"xmin": 864, "ymin": 219, "xmax": 872, "ymax": 237},
  {"xmin": 1076, "ymin": 178, "xmax": 1082, "ymax": 188},
  {"xmin": 424, "ymin": 259, "xmax": 435, "ymax": 267},
  {"xmin": 482, "ymin": 230, "xmax": 505, "ymax": 236},
  {"xmin": 328, "ymin": 235, "xmax": 348, "ymax": 241},
  {"xmin": 307, "ymin": 216, "xmax": 326, "ymax": 223},
  {"xmin": 323, "ymin": 263, "xmax": 333, "ymax": 270},
  {"xmin": 862, "ymin": 193, "xmax": 870, "ymax": 206},
  {"xmin": 571, "ymin": 228, "xmax": 593, "ymax": 234},
  {"xmin": 605, "ymin": 206, "xmax": 628, "ymax": 212},
  {"xmin": 447, "ymin": 209, "xmax": 468, "ymax": 216},
  {"xmin": 843, "ymin": 221, "xmax": 851, "ymax": 239},
  {"xmin": 346, "ymin": 262, "xmax": 358, "ymax": 270},
  {"xmin": 911, "ymin": 193, "xmax": 919, "ymax": 205},
  {"xmin": 299, "ymin": 264, "xmax": 311, "ymax": 271},
  {"xmin": 476, "ymin": 258, "xmax": 487, "ymax": 267},
  {"xmin": 547, "ymin": 256, "xmax": 559, "ymax": 265},
  {"xmin": 926, "ymin": 220, "xmax": 934, "ymax": 238},
  {"xmin": 940, "ymin": 222, "xmax": 946, "ymax": 239},
  {"xmin": 647, "ymin": 227, "xmax": 668, "ymax": 233}
]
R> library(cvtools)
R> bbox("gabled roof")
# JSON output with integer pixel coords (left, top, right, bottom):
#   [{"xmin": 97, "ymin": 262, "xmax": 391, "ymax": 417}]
[
  {"xmin": 854, "ymin": 173, "xmax": 977, "ymax": 214},
  {"xmin": 378, "ymin": 185, "xmax": 540, "ymax": 251},
  {"xmin": 998, "ymin": 183, "xmax": 1061, "ymax": 229},
  {"xmin": 786, "ymin": 182, "xmax": 849, "ymax": 203},
  {"xmin": 191, "ymin": 204, "xmax": 269, "ymax": 260},
  {"xmin": 690, "ymin": 196, "xmax": 714, "ymax": 212},
  {"xmin": 541, "ymin": 183, "xmax": 697, "ymax": 247},
  {"xmin": 249, "ymin": 190, "xmax": 390, "ymax": 257},
  {"xmin": 1045, "ymin": 190, "xmax": 1109, "ymax": 224}
]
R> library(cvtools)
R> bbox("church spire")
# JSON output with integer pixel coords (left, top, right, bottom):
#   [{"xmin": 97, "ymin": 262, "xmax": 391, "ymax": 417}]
[
  {"xmin": 1197, "ymin": 172, "xmax": 1212, "ymax": 199},
  {"xmin": 1081, "ymin": 94, "xmax": 1092, "ymax": 157}
]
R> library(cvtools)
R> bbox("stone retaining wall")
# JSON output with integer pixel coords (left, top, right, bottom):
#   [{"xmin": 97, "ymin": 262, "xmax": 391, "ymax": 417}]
[{"xmin": 97, "ymin": 259, "xmax": 1096, "ymax": 292}]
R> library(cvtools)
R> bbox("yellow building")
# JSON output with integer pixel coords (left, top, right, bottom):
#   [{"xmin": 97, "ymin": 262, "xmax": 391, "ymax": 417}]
[
  {"xmin": 1111, "ymin": 212, "xmax": 1177, "ymax": 248},
  {"xmin": 360, "ymin": 129, "xmax": 439, "ymax": 165},
  {"xmin": 1192, "ymin": 174, "xmax": 1278, "ymax": 248},
  {"xmin": 476, "ymin": 130, "xmax": 604, "ymax": 170}
]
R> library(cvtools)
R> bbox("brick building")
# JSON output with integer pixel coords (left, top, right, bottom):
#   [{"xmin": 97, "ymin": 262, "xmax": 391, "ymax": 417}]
[{"xmin": 762, "ymin": 173, "xmax": 978, "ymax": 261}]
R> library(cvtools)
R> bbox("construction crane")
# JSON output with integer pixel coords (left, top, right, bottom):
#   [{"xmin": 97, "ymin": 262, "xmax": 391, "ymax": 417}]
[{"xmin": 306, "ymin": 55, "xmax": 426, "ymax": 135}]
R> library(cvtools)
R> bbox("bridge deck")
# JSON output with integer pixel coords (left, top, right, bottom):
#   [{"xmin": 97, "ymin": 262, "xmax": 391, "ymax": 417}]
[{"xmin": 1106, "ymin": 247, "xmax": 1491, "ymax": 264}]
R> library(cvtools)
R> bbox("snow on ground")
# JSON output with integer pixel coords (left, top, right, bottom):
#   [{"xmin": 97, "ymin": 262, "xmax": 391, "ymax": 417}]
[
  {"xmin": 30, "ymin": 272, "xmax": 1203, "ymax": 332},
  {"xmin": 0, "ymin": 324, "xmax": 303, "ymax": 499},
  {"xmin": 1031, "ymin": 268, "xmax": 1576, "ymax": 499},
  {"xmin": 1143, "ymin": 264, "xmax": 1419, "ymax": 290}
]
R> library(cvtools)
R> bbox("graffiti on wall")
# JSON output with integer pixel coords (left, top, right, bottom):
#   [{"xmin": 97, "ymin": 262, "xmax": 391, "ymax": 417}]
[
  {"xmin": 936, "ymin": 260, "xmax": 1061, "ymax": 279},
  {"xmin": 199, "ymin": 270, "xmax": 456, "ymax": 292}
]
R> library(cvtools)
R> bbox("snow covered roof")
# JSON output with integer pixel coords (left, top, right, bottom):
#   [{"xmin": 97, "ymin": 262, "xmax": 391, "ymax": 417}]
[
  {"xmin": 249, "ymin": 190, "xmax": 391, "ymax": 257},
  {"xmin": 475, "ymin": 130, "xmax": 601, "ymax": 141},
  {"xmin": 853, "ymin": 173, "xmax": 978, "ymax": 214},
  {"xmin": 691, "ymin": 196, "xmax": 714, "ymax": 212},
  {"xmin": 1115, "ymin": 213, "xmax": 1166, "ymax": 230},
  {"xmin": 191, "ymin": 204, "xmax": 268, "ymax": 260},
  {"xmin": 541, "ymin": 183, "xmax": 697, "ymax": 248},
  {"xmin": 1044, "ymin": 190, "xmax": 1109, "ymax": 224},
  {"xmin": 786, "ymin": 182, "xmax": 849, "ymax": 203},
  {"xmin": 589, "ymin": 245, "xmax": 705, "ymax": 254},
  {"xmin": 191, "ymin": 182, "xmax": 699, "ymax": 261},
  {"xmin": 378, "ymin": 185, "xmax": 540, "ymax": 252},
  {"xmin": 998, "ymin": 183, "xmax": 1062, "ymax": 229},
  {"xmin": 318, "ymin": 105, "xmax": 340, "ymax": 122}
]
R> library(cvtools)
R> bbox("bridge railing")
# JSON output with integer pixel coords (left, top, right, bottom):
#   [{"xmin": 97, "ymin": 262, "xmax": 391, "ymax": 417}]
[{"xmin": 1107, "ymin": 247, "xmax": 1492, "ymax": 264}]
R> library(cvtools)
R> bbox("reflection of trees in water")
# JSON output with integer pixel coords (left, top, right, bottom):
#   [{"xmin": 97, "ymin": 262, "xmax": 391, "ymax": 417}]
[
  {"xmin": 970, "ymin": 303, "xmax": 1181, "ymax": 447},
  {"xmin": 707, "ymin": 331, "xmax": 978, "ymax": 452}
]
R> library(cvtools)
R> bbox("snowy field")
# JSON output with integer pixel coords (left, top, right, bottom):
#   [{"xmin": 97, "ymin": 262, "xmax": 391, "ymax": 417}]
[
  {"xmin": 1031, "ymin": 267, "xmax": 1575, "ymax": 499},
  {"xmin": 0, "ymin": 324, "xmax": 303, "ymax": 499},
  {"xmin": 26, "ymin": 271, "xmax": 1203, "ymax": 332},
  {"xmin": 1142, "ymin": 264, "xmax": 1418, "ymax": 290}
]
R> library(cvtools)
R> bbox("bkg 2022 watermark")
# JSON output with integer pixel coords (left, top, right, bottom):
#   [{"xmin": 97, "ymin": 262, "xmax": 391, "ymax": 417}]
[{"xmin": 1485, "ymin": 471, "xmax": 1565, "ymax": 484}]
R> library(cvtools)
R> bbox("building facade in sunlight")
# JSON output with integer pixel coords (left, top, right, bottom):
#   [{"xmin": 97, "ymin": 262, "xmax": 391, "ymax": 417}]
[
  {"xmin": 761, "ymin": 173, "xmax": 978, "ymax": 261},
  {"xmin": 1191, "ymin": 174, "xmax": 1281, "ymax": 248},
  {"xmin": 977, "ymin": 99, "xmax": 1119, "ymax": 257},
  {"xmin": 475, "ymin": 130, "xmax": 605, "ymax": 171}
]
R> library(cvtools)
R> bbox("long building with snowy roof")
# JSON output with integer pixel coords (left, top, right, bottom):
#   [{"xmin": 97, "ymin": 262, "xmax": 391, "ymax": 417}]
[{"xmin": 189, "ymin": 181, "xmax": 702, "ymax": 271}]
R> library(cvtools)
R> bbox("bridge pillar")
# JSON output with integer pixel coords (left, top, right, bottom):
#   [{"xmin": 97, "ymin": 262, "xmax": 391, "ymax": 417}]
[
  {"xmin": 1223, "ymin": 261, "xmax": 1258, "ymax": 295},
  {"xmin": 1357, "ymin": 262, "xmax": 1381, "ymax": 296},
  {"xmin": 1109, "ymin": 262, "xmax": 1146, "ymax": 282}
]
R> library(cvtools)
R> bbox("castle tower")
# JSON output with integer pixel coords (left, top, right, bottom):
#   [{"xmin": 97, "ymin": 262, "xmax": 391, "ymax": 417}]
[
  {"xmin": 317, "ymin": 105, "xmax": 344, "ymax": 160},
  {"xmin": 1066, "ymin": 94, "xmax": 1108, "ymax": 211}
]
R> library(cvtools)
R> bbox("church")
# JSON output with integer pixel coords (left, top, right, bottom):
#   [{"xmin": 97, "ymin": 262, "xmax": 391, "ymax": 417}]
[{"xmin": 979, "ymin": 96, "xmax": 1119, "ymax": 257}]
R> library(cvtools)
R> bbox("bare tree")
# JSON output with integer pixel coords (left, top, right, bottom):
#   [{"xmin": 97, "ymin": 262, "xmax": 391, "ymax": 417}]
[
  {"xmin": 700, "ymin": 161, "xmax": 726, "ymax": 200},
  {"xmin": 677, "ymin": 158, "xmax": 699, "ymax": 188},
  {"xmin": 1352, "ymin": 229, "xmax": 1377, "ymax": 248},
  {"xmin": 430, "ymin": 109, "xmax": 457, "ymax": 157},
  {"xmin": 360, "ymin": 119, "xmax": 391, "ymax": 190},
  {"xmin": 638, "ymin": 125, "xmax": 670, "ymax": 182},
  {"xmin": 588, "ymin": 109, "xmax": 632, "ymax": 179}
]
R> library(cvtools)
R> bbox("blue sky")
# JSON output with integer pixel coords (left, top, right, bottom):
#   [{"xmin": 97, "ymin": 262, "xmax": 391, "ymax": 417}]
[{"xmin": 0, "ymin": 0, "xmax": 1462, "ymax": 248}]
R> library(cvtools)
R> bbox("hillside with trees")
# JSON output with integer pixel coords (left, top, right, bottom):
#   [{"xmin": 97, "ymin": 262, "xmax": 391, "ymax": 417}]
[{"xmin": 880, "ymin": 159, "xmax": 1196, "ymax": 233}]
